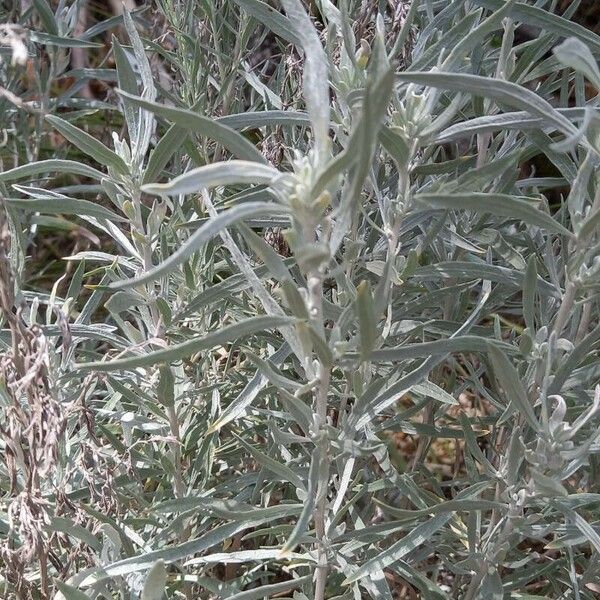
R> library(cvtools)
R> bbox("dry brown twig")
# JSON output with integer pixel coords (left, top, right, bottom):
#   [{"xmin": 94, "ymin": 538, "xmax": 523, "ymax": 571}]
[{"xmin": 0, "ymin": 202, "xmax": 67, "ymax": 599}]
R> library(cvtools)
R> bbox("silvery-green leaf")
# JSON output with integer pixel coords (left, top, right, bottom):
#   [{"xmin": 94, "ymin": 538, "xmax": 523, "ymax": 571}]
[
  {"xmin": 54, "ymin": 581, "xmax": 91, "ymax": 600},
  {"xmin": 208, "ymin": 344, "xmax": 291, "ymax": 433},
  {"xmin": 122, "ymin": 10, "xmax": 156, "ymax": 164},
  {"xmin": 346, "ymin": 336, "xmax": 514, "ymax": 363},
  {"xmin": 349, "ymin": 356, "xmax": 442, "ymax": 430},
  {"xmin": 473, "ymin": 0, "xmax": 600, "ymax": 54},
  {"xmin": 579, "ymin": 207, "xmax": 600, "ymax": 242},
  {"xmin": 112, "ymin": 37, "xmax": 140, "ymax": 144},
  {"xmin": 45, "ymin": 115, "xmax": 129, "ymax": 174},
  {"xmin": 141, "ymin": 560, "xmax": 166, "ymax": 600},
  {"xmin": 109, "ymin": 202, "xmax": 289, "ymax": 290},
  {"xmin": 389, "ymin": 0, "xmax": 421, "ymax": 60},
  {"xmin": 549, "ymin": 324, "xmax": 600, "ymax": 395},
  {"xmin": 488, "ymin": 344, "xmax": 539, "ymax": 430},
  {"xmin": 246, "ymin": 351, "xmax": 301, "ymax": 391},
  {"xmin": 280, "ymin": 447, "xmax": 321, "ymax": 554},
  {"xmin": 30, "ymin": 31, "xmax": 102, "ymax": 48},
  {"xmin": 5, "ymin": 196, "xmax": 124, "ymax": 222},
  {"xmin": 412, "ymin": 380, "xmax": 458, "ymax": 405},
  {"xmin": 413, "ymin": 262, "xmax": 558, "ymax": 298},
  {"xmin": 141, "ymin": 161, "xmax": 279, "ymax": 197},
  {"xmin": 233, "ymin": 0, "xmax": 301, "ymax": 45},
  {"xmin": 343, "ymin": 514, "xmax": 451, "ymax": 584},
  {"xmin": 280, "ymin": 0, "xmax": 330, "ymax": 162},
  {"xmin": 0, "ymin": 160, "xmax": 104, "ymax": 182},
  {"xmin": 218, "ymin": 110, "xmax": 311, "ymax": 130},
  {"xmin": 33, "ymin": 0, "xmax": 57, "ymax": 34},
  {"xmin": 410, "ymin": 11, "xmax": 482, "ymax": 72},
  {"xmin": 116, "ymin": 91, "xmax": 267, "ymax": 163},
  {"xmin": 416, "ymin": 192, "xmax": 573, "ymax": 237},
  {"xmin": 184, "ymin": 548, "xmax": 307, "ymax": 566},
  {"xmin": 442, "ymin": 0, "xmax": 515, "ymax": 70},
  {"xmin": 143, "ymin": 121, "xmax": 188, "ymax": 185},
  {"xmin": 479, "ymin": 570, "xmax": 504, "ymax": 600},
  {"xmin": 523, "ymin": 256, "xmax": 537, "ymax": 333},
  {"xmin": 47, "ymin": 517, "xmax": 100, "ymax": 551},
  {"xmin": 157, "ymin": 365, "xmax": 175, "ymax": 408},
  {"xmin": 357, "ymin": 280, "xmax": 377, "ymax": 362},
  {"xmin": 531, "ymin": 469, "xmax": 568, "ymax": 497},
  {"xmin": 567, "ymin": 150, "xmax": 597, "ymax": 229},
  {"xmin": 331, "ymin": 67, "xmax": 395, "ymax": 254},
  {"xmin": 75, "ymin": 315, "xmax": 295, "ymax": 371},
  {"xmin": 236, "ymin": 434, "xmax": 305, "ymax": 491},
  {"xmin": 374, "ymin": 498, "xmax": 506, "ymax": 520},
  {"xmin": 554, "ymin": 37, "xmax": 600, "ymax": 93},
  {"xmin": 237, "ymin": 223, "xmax": 292, "ymax": 282},
  {"xmin": 225, "ymin": 575, "xmax": 312, "ymax": 600},
  {"xmin": 397, "ymin": 72, "xmax": 577, "ymax": 139},
  {"xmin": 155, "ymin": 498, "xmax": 302, "ymax": 522}
]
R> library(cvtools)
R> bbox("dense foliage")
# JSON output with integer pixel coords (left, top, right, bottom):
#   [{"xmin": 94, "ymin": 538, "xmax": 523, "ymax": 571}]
[{"xmin": 1, "ymin": 0, "xmax": 599, "ymax": 598}]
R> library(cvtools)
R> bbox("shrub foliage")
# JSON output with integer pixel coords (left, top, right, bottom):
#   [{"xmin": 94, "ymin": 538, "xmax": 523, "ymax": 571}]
[{"xmin": 0, "ymin": 1, "xmax": 599, "ymax": 599}]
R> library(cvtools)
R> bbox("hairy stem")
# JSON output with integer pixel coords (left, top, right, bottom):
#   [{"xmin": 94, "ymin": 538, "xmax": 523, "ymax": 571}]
[{"xmin": 307, "ymin": 271, "xmax": 331, "ymax": 600}]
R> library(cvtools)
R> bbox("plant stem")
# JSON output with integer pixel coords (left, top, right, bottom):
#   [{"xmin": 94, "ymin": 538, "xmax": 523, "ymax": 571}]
[
  {"xmin": 167, "ymin": 404, "xmax": 185, "ymax": 498},
  {"xmin": 307, "ymin": 271, "xmax": 331, "ymax": 600}
]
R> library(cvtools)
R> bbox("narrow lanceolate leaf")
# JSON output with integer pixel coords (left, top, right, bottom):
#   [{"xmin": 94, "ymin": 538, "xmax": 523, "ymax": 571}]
[
  {"xmin": 225, "ymin": 575, "xmax": 312, "ymax": 600},
  {"xmin": 142, "ymin": 161, "xmax": 280, "ymax": 197},
  {"xmin": 413, "ymin": 262, "xmax": 558, "ymax": 298},
  {"xmin": 488, "ymin": 344, "xmax": 539, "ymax": 430},
  {"xmin": 473, "ymin": 0, "xmax": 600, "ymax": 55},
  {"xmin": 122, "ymin": 9, "xmax": 156, "ymax": 162},
  {"xmin": 217, "ymin": 110, "xmax": 310, "ymax": 130},
  {"xmin": 29, "ymin": 32, "xmax": 103, "ymax": 48},
  {"xmin": 412, "ymin": 380, "xmax": 458, "ymax": 405},
  {"xmin": 155, "ymin": 498, "xmax": 303, "ymax": 522},
  {"xmin": 396, "ymin": 72, "xmax": 577, "ymax": 139},
  {"xmin": 554, "ymin": 38, "xmax": 600, "ymax": 92},
  {"xmin": 184, "ymin": 549, "xmax": 306, "ymax": 566},
  {"xmin": 233, "ymin": 0, "xmax": 301, "ymax": 45},
  {"xmin": 549, "ymin": 324, "xmax": 600, "ymax": 395},
  {"xmin": 109, "ymin": 202, "xmax": 290, "ymax": 290},
  {"xmin": 75, "ymin": 315, "xmax": 295, "ymax": 371},
  {"xmin": 442, "ymin": 0, "xmax": 515, "ymax": 69},
  {"xmin": 349, "ymin": 356, "xmax": 443, "ymax": 430},
  {"xmin": 141, "ymin": 560, "xmax": 167, "ymax": 600},
  {"xmin": 6, "ymin": 196, "xmax": 124, "ymax": 222},
  {"xmin": 564, "ymin": 507, "xmax": 600, "ymax": 554},
  {"xmin": 374, "ymin": 498, "xmax": 507, "ymax": 520},
  {"xmin": 357, "ymin": 280, "xmax": 377, "ymax": 361},
  {"xmin": 45, "ymin": 115, "xmax": 129, "ymax": 174},
  {"xmin": 346, "ymin": 336, "xmax": 514, "ymax": 363},
  {"xmin": 331, "ymin": 67, "xmax": 395, "ymax": 254},
  {"xmin": 116, "ymin": 90, "xmax": 267, "ymax": 163},
  {"xmin": 33, "ymin": 0, "xmax": 57, "ymax": 34},
  {"xmin": 435, "ymin": 112, "xmax": 546, "ymax": 143},
  {"xmin": 235, "ymin": 435, "xmax": 306, "ymax": 491},
  {"xmin": 280, "ymin": 448, "xmax": 322, "ymax": 555},
  {"xmin": 0, "ymin": 160, "xmax": 105, "ymax": 182},
  {"xmin": 343, "ymin": 513, "xmax": 451, "ymax": 584},
  {"xmin": 112, "ymin": 37, "xmax": 140, "ymax": 143},
  {"xmin": 416, "ymin": 192, "xmax": 574, "ymax": 237},
  {"xmin": 237, "ymin": 223, "xmax": 292, "ymax": 281},
  {"xmin": 143, "ymin": 121, "xmax": 188, "ymax": 184},
  {"xmin": 523, "ymin": 256, "xmax": 537, "ymax": 332},
  {"xmin": 92, "ymin": 523, "xmax": 247, "ymax": 580},
  {"xmin": 208, "ymin": 344, "xmax": 290, "ymax": 433},
  {"xmin": 54, "ymin": 581, "xmax": 91, "ymax": 600},
  {"xmin": 280, "ymin": 0, "xmax": 330, "ymax": 161}
]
